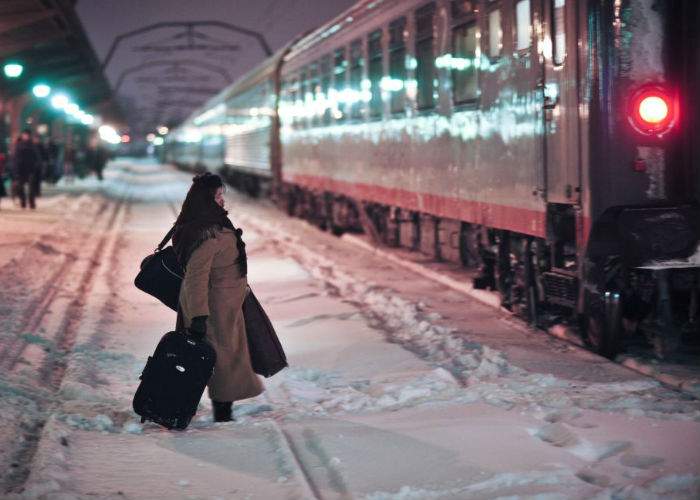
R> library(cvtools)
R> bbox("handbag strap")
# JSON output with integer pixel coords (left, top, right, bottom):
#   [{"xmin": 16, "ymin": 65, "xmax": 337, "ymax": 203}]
[{"xmin": 156, "ymin": 224, "xmax": 177, "ymax": 251}]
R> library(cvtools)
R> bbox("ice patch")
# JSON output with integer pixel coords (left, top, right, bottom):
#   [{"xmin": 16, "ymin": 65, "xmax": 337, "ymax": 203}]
[{"xmin": 569, "ymin": 439, "xmax": 631, "ymax": 462}]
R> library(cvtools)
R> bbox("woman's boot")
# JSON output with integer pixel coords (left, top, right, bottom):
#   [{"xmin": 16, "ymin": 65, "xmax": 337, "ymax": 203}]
[{"xmin": 212, "ymin": 400, "xmax": 233, "ymax": 422}]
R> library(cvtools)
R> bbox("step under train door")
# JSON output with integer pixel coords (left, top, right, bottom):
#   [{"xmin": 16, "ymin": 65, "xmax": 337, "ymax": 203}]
[{"xmin": 541, "ymin": 0, "xmax": 581, "ymax": 207}]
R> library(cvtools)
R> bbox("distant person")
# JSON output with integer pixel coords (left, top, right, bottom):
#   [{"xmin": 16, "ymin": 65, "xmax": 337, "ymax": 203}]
[
  {"xmin": 47, "ymin": 139, "xmax": 60, "ymax": 183},
  {"xmin": 32, "ymin": 134, "xmax": 48, "ymax": 196},
  {"xmin": 63, "ymin": 144, "xmax": 75, "ymax": 184},
  {"xmin": 12, "ymin": 129, "xmax": 41, "ymax": 209},
  {"xmin": 87, "ymin": 142, "xmax": 109, "ymax": 181},
  {"xmin": 0, "ymin": 152, "xmax": 7, "ymax": 209},
  {"xmin": 172, "ymin": 173, "xmax": 263, "ymax": 422}
]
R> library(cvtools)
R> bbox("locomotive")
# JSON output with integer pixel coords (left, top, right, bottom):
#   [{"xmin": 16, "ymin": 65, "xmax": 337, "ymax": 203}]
[{"xmin": 166, "ymin": 0, "xmax": 700, "ymax": 360}]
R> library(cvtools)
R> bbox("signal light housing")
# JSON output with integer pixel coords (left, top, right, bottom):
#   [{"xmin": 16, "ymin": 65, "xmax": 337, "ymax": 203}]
[{"xmin": 627, "ymin": 84, "xmax": 678, "ymax": 138}]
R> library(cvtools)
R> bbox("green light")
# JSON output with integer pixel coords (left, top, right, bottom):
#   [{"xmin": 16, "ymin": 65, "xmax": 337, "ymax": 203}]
[
  {"xmin": 65, "ymin": 102, "xmax": 80, "ymax": 115},
  {"xmin": 32, "ymin": 84, "xmax": 51, "ymax": 98},
  {"xmin": 3, "ymin": 63, "xmax": 24, "ymax": 78},
  {"xmin": 51, "ymin": 94, "xmax": 69, "ymax": 109}
]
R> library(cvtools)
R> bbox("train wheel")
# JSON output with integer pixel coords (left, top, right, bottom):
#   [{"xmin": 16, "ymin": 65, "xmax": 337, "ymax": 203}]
[{"xmin": 583, "ymin": 289, "xmax": 623, "ymax": 359}]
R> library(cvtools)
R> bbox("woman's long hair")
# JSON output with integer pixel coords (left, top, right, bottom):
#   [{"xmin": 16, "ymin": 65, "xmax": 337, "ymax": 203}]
[
  {"xmin": 172, "ymin": 173, "xmax": 247, "ymax": 275},
  {"xmin": 176, "ymin": 172, "xmax": 226, "ymax": 225}
]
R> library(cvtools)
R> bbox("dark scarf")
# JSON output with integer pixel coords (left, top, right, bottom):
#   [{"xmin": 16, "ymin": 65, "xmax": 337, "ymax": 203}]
[{"xmin": 172, "ymin": 190, "xmax": 247, "ymax": 276}]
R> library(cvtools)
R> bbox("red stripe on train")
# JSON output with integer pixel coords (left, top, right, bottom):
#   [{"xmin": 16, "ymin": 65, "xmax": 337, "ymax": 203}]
[{"xmin": 285, "ymin": 173, "xmax": 547, "ymax": 238}]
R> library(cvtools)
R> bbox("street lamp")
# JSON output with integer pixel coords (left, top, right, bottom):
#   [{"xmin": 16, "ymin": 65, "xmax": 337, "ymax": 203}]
[
  {"xmin": 3, "ymin": 63, "xmax": 24, "ymax": 78},
  {"xmin": 51, "ymin": 94, "xmax": 69, "ymax": 109},
  {"xmin": 65, "ymin": 102, "xmax": 80, "ymax": 115},
  {"xmin": 32, "ymin": 84, "xmax": 51, "ymax": 98}
]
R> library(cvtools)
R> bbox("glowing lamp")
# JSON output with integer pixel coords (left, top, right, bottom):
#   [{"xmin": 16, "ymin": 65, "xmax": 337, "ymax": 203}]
[
  {"xmin": 3, "ymin": 63, "xmax": 23, "ymax": 78},
  {"xmin": 638, "ymin": 96, "xmax": 668, "ymax": 124},
  {"xmin": 32, "ymin": 84, "xmax": 51, "ymax": 98},
  {"xmin": 51, "ymin": 94, "xmax": 69, "ymax": 109},
  {"xmin": 65, "ymin": 103, "xmax": 80, "ymax": 115},
  {"xmin": 628, "ymin": 84, "xmax": 677, "ymax": 138}
]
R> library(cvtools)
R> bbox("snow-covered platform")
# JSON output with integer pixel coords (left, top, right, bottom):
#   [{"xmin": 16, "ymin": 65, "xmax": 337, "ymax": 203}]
[{"xmin": 1, "ymin": 160, "xmax": 699, "ymax": 499}]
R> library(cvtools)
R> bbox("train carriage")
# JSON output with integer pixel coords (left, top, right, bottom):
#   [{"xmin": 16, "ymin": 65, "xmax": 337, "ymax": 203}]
[{"xmin": 168, "ymin": 0, "xmax": 700, "ymax": 360}]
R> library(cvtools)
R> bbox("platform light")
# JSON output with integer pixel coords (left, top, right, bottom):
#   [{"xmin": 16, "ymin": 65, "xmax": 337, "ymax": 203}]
[
  {"xmin": 51, "ymin": 94, "xmax": 69, "ymax": 110},
  {"xmin": 32, "ymin": 84, "xmax": 51, "ymax": 98},
  {"xmin": 80, "ymin": 114, "xmax": 94, "ymax": 125},
  {"xmin": 65, "ymin": 103, "xmax": 80, "ymax": 115},
  {"xmin": 98, "ymin": 124, "xmax": 121, "ymax": 144},
  {"xmin": 3, "ymin": 63, "xmax": 23, "ymax": 78}
]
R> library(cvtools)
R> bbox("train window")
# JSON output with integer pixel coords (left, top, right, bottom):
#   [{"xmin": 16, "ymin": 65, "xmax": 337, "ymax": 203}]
[
  {"xmin": 415, "ymin": 2, "xmax": 436, "ymax": 110},
  {"xmin": 388, "ymin": 16, "xmax": 407, "ymax": 114},
  {"xmin": 333, "ymin": 47, "xmax": 347, "ymax": 121},
  {"xmin": 320, "ymin": 55, "xmax": 332, "ymax": 124},
  {"xmin": 451, "ymin": 22, "xmax": 478, "ymax": 103},
  {"xmin": 309, "ymin": 62, "xmax": 320, "ymax": 127},
  {"xmin": 487, "ymin": 8, "xmax": 503, "ymax": 58},
  {"xmin": 349, "ymin": 39, "xmax": 364, "ymax": 120},
  {"xmin": 515, "ymin": 0, "xmax": 532, "ymax": 51},
  {"xmin": 368, "ymin": 29, "xmax": 384, "ymax": 118},
  {"xmin": 283, "ymin": 77, "xmax": 297, "ymax": 127},
  {"xmin": 298, "ymin": 69, "xmax": 308, "ymax": 129},
  {"xmin": 552, "ymin": 0, "xmax": 566, "ymax": 65}
]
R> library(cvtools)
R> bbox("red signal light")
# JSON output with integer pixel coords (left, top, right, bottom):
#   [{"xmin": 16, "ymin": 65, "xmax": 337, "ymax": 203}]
[{"xmin": 628, "ymin": 84, "xmax": 677, "ymax": 138}]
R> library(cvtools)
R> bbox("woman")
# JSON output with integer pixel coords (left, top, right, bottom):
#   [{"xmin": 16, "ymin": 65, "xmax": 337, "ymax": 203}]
[{"xmin": 173, "ymin": 173, "xmax": 264, "ymax": 422}]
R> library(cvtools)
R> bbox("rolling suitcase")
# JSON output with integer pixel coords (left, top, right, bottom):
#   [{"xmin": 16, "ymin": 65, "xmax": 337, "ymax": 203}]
[{"xmin": 133, "ymin": 331, "xmax": 216, "ymax": 430}]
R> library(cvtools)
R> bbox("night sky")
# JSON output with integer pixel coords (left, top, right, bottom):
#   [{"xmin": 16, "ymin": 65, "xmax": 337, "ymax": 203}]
[{"xmin": 76, "ymin": 0, "xmax": 357, "ymax": 135}]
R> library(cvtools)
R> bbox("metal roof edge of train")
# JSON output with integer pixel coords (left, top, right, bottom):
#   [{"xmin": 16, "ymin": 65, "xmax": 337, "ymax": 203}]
[{"xmin": 283, "ymin": 0, "xmax": 392, "ymax": 58}]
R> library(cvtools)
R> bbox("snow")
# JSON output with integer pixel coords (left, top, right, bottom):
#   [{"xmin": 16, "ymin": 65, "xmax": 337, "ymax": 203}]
[{"xmin": 1, "ymin": 161, "xmax": 699, "ymax": 499}]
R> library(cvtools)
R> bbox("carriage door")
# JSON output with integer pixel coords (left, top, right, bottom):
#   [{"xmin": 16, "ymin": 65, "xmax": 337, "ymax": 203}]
[{"xmin": 541, "ymin": 0, "xmax": 580, "ymax": 205}]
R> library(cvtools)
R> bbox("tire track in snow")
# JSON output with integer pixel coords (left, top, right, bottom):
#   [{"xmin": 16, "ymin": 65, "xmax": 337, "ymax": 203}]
[
  {"xmin": 1, "ymin": 195, "xmax": 128, "ymax": 495},
  {"xmin": 40, "ymin": 198, "xmax": 128, "ymax": 389},
  {"xmin": 0, "ymin": 199, "xmax": 110, "ymax": 372}
]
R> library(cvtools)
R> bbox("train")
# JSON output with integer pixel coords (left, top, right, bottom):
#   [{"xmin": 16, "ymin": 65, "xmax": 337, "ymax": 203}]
[{"xmin": 165, "ymin": 0, "xmax": 700, "ymax": 360}]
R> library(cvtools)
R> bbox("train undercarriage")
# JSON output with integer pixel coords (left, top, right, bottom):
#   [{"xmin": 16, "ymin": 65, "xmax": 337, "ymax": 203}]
[{"xmin": 280, "ymin": 182, "xmax": 700, "ymax": 363}]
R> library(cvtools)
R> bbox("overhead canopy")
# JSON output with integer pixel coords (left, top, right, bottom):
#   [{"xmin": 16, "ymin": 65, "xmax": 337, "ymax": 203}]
[{"xmin": 0, "ymin": 0, "xmax": 119, "ymax": 121}]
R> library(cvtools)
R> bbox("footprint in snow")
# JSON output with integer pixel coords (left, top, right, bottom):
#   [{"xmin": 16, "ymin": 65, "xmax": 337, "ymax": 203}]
[
  {"xmin": 619, "ymin": 453, "xmax": 665, "ymax": 469},
  {"xmin": 576, "ymin": 469, "xmax": 611, "ymax": 487},
  {"xmin": 534, "ymin": 423, "xmax": 580, "ymax": 447},
  {"xmin": 544, "ymin": 410, "xmax": 597, "ymax": 429}
]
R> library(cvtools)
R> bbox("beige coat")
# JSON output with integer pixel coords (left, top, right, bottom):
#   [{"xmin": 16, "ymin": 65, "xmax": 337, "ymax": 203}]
[{"xmin": 179, "ymin": 227, "xmax": 264, "ymax": 402}]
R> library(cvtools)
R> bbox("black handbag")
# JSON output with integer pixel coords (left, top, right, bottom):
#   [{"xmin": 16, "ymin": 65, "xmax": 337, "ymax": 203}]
[
  {"xmin": 134, "ymin": 226, "xmax": 184, "ymax": 311},
  {"xmin": 243, "ymin": 287, "xmax": 288, "ymax": 377}
]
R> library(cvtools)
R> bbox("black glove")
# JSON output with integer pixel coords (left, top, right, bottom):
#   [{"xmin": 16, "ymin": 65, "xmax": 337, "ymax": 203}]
[{"xmin": 189, "ymin": 316, "xmax": 208, "ymax": 339}]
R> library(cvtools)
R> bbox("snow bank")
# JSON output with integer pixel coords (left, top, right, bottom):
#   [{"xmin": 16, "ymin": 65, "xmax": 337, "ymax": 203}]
[
  {"xmin": 239, "ymin": 217, "xmax": 700, "ymax": 422},
  {"xmin": 276, "ymin": 366, "xmax": 460, "ymax": 416}
]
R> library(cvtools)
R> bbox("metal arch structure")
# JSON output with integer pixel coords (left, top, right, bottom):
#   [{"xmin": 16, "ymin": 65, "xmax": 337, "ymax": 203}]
[
  {"xmin": 101, "ymin": 21, "xmax": 272, "ymax": 71},
  {"xmin": 114, "ymin": 59, "xmax": 233, "ymax": 93}
]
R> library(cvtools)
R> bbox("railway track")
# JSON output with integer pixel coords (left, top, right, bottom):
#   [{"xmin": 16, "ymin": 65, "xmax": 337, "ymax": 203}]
[{"xmin": 0, "ymin": 193, "xmax": 129, "ymax": 494}]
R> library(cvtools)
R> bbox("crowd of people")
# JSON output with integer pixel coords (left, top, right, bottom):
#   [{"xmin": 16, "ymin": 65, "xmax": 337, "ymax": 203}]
[{"xmin": 0, "ymin": 129, "xmax": 110, "ymax": 210}]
